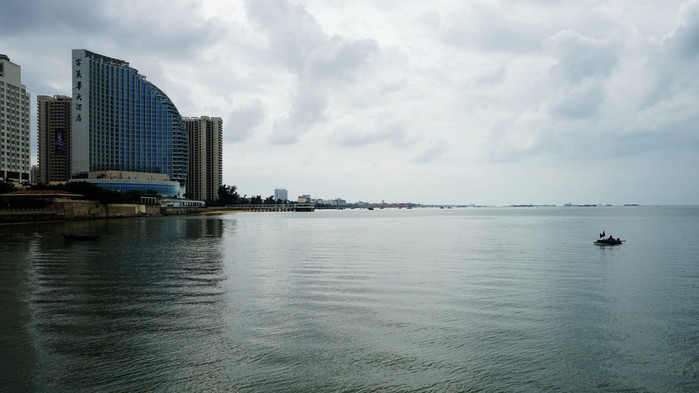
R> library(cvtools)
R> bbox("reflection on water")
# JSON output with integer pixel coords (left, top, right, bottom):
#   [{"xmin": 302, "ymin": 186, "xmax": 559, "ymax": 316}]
[
  {"xmin": 1, "ymin": 208, "xmax": 698, "ymax": 392},
  {"xmin": 1, "ymin": 216, "xmax": 227, "ymax": 391}
]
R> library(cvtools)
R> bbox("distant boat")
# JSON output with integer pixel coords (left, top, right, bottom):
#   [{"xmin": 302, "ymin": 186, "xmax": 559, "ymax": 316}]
[
  {"xmin": 62, "ymin": 233, "xmax": 99, "ymax": 241},
  {"xmin": 594, "ymin": 236, "xmax": 624, "ymax": 246}
]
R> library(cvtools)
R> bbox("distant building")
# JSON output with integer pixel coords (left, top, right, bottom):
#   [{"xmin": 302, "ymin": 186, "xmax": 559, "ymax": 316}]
[
  {"xmin": 298, "ymin": 194, "xmax": 311, "ymax": 203},
  {"xmin": 71, "ymin": 49, "xmax": 188, "ymax": 186},
  {"xmin": 184, "ymin": 116, "xmax": 222, "ymax": 201},
  {"xmin": 0, "ymin": 54, "xmax": 31, "ymax": 182},
  {"xmin": 30, "ymin": 165, "xmax": 39, "ymax": 183},
  {"xmin": 315, "ymin": 198, "xmax": 346, "ymax": 206},
  {"xmin": 37, "ymin": 95, "xmax": 72, "ymax": 183},
  {"xmin": 274, "ymin": 188, "xmax": 288, "ymax": 202}
]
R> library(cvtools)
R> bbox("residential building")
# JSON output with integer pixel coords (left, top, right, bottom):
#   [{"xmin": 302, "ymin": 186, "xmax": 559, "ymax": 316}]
[
  {"xmin": 71, "ymin": 49, "xmax": 188, "ymax": 190},
  {"xmin": 37, "ymin": 95, "xmax": 72, "ymax": 183},
  {"xmin": 0, "ymin": 54, "xmax": 31, "ymax": 182},
  {"xmin": 30, "ymin": 165, "xmax": 39, "ymax": 183},
  {"xmin": 274, "ymin": 188, "xmax": 288, "ymax": 202},
  {"xmin": 184, "ymin": 116, "xmax": 222, "ymax": 201}
]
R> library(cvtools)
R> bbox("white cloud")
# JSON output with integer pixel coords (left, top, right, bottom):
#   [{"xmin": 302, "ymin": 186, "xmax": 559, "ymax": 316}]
[
  {"xmin": 331, "ymin": 121, "xmax": 412, "ymax": 148},
  {"xmin": 2, "ymin": 0, "xmax": 697, "ymax": 204},
  {"xmin": 226, "ymin": 99, "xmax": 265, "ymax": 142},
  {"xmin": 542, "ymin": 30, "xmax": 618, "ymax": 82}
]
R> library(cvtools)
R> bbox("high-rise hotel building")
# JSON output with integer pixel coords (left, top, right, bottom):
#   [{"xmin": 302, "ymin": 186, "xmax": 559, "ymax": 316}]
[
  {"xmin": 37, "ymin": 95, "xmax": 72, "ymax": 183},
  {"xmin": 184, "ymin": 116, "xmax": 222, "ymax": 201},
  {"xmin": 0, "ymin": 54, "xmax": 31, "ymax": 182},
  {"xmin": 71, "ymin": 49, "xmax": 188, "ymax": 185}
]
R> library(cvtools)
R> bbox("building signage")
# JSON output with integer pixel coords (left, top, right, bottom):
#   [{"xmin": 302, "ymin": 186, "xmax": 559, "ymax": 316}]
[{"xmin": 71, "ymin": 49, "xmax": 90, "ymax": 174}]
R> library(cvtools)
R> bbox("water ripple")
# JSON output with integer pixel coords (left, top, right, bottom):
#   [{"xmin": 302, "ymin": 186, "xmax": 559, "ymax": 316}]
[{"xmin": 2, "ymin": 209, "xmax": 698, "ymax": 392}]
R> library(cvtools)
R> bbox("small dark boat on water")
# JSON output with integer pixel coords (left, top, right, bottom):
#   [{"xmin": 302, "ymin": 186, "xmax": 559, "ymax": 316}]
[
  {"xmin": 62, "ymin": 233, "xmax": 99, "ymax": 241},
  {"xmin": 594, "ymin": 238, "xmax": 624, "ymax": 245},
  {"xmin": 594, "ymin": 231, "xmax": 624, "ymax": 246}
]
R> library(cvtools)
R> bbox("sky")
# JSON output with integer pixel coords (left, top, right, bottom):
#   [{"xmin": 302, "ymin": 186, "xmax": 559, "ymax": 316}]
[{"xmin": 1, "ymin": 0, "xmax": 698, "ymax": 205}]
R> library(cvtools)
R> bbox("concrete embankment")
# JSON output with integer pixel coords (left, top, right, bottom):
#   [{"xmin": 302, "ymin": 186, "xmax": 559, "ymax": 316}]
[{"xmin": 0, "ymin": 199, "xmax": 200, "ymax": 224}]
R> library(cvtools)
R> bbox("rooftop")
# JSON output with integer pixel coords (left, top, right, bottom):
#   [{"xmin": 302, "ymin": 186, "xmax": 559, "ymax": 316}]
[{"xmin": 0, "ymin": 190, "xmax": 84, "ymax": 198}]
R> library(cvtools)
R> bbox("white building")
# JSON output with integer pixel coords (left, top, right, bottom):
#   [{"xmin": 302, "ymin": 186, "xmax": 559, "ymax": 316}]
[
  {"xmin": 0, "ymin": 54, "xmax": 31, "ymax": 182},
  {"xmin": 274, "ymin": 188, "xmax": 288, "ymax": 202}
]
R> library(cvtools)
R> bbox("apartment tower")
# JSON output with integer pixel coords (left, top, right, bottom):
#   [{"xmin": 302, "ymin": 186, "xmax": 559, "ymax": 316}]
[
  {"xmin": 274, "ymin": 188, "xmax": 288, "ymax": 202},
  {"xmin": 184, "ymin": 116, "xmax": 222, "ymax": 201},
  {"xmin": 71, "ymin": 49, "xmax": 188, "ymax": 184},
  {"xmin": 0, "ymin": 54, "xmax": 31, "ymax": 182},
  {"xmin": 37, "ymin": 95, "xmax": 72, "ymax": 183}
]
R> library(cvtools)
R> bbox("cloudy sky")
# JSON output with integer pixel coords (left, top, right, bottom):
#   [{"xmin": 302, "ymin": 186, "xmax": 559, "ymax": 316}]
[{"xmin": 2, "ymin": 0, "xmax": 698, "ymax": 205}]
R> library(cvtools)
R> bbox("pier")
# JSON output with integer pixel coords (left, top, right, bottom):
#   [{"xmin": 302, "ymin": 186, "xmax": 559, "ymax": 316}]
[{"xmin": 203, "ymin": 204, "xmax": 312, "ymax": 213}]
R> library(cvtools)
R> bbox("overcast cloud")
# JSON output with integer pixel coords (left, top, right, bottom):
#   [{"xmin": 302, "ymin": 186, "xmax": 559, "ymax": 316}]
[{"xmin": 2, "ymin": 0, "xmax": 697, "ymax": 204}]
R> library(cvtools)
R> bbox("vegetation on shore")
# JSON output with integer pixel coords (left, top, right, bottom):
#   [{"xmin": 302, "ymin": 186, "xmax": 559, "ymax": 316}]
[
  {"xmin": 1, "ymin": 181, "xmax": 158, "ymax": 205},
  {"xmin": 2, "ymin": 181, "xmax": 288, "ymax": 207},
  {"xmin": 213, "ymin": 184, "xmax": 288, "ymax": 206}
]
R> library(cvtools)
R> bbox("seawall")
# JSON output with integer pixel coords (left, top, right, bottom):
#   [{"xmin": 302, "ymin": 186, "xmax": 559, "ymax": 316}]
[{"xmin": 0, "ymin": 199, "xmax": 199, "ymax": 224}]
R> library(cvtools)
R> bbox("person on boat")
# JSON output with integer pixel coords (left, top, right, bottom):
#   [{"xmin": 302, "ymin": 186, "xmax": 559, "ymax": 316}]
[{"xmin": 600, "ymin": 231, "xmax": 606, "ymax": 238}]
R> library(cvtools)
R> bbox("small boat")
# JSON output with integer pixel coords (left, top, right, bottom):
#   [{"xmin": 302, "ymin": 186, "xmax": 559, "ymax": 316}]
[
  {"xmin": 62, "ymin": 233, "xmax": 99, "ymax": 241},
  {"xmin": 594, "ymin": 236, "xmax": 624, "ymax": 246}
]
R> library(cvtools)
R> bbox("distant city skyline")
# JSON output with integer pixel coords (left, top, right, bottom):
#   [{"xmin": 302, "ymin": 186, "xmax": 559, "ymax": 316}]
[{"xmin": 1, "ymin": 1, "xmax": 698, "ymax": 205}]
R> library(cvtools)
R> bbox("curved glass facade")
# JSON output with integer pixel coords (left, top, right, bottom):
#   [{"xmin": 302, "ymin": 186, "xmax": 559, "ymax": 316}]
[
  {"xmin": 71, "ymin": 50, "xmax": 188, "ymax": 184},
  {"xmin": 74, "ymin": 179, "xmax": 180, "ymax": 197}
]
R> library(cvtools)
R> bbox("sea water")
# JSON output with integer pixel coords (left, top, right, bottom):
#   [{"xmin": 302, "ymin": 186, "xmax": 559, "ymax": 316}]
[{"xmin": 1, "ymin": 206, "xmax": 697, "ymax": 392}]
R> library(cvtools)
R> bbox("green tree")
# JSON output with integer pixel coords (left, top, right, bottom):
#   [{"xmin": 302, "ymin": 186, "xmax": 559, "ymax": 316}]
[
  {"xmin": 250, "ymin": 195, "xmax": 263, "ymax": 204},
  {"xmin": 28, "ymin": 181, "xmax": 125, "ymax": 203},
  {"xmin": 264, "ymin": 195, "xmax": 275, "ymax": 205},
  {"xmin": 218, "ymin": 184, "xmax": 240, "ymax": 205},
  {"xmin": 0, "ymin": 181, "xmax": 16, "ymax": 194},
  {"xmin": 61, "ymin": 181, "xmax": 125, "ymax": 203}
]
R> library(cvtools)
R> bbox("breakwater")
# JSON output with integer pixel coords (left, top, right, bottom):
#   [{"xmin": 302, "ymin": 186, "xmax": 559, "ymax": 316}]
[
  {"xmin": 202, "ymin": 204, "xmax": 311, "ymax": 213},
  {"xmin": 0, "ymin": 199, "xmax": 200, "ymax": 224}
]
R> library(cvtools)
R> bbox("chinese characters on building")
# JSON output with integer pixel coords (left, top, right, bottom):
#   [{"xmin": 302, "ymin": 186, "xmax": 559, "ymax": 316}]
[{"xmin": 74, "ymin": 56, "xmax": 83, "ymax": 123}]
